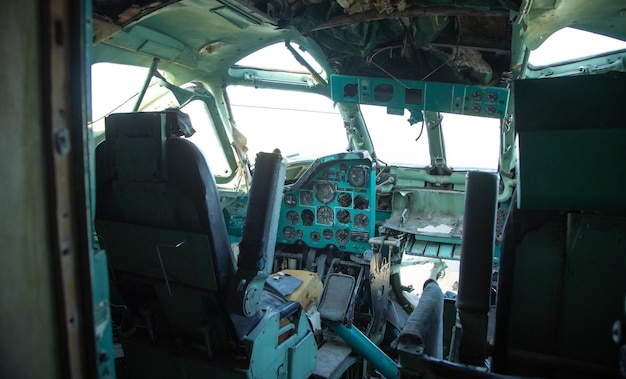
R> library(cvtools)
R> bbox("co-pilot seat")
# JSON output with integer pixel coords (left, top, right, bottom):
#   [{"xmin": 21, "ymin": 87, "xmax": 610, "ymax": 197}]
[{"xmin": 95, "ymin": 110, "xmax": 316, "ymax": 378}]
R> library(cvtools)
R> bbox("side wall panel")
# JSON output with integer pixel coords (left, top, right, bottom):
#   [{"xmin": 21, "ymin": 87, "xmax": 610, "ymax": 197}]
[{"xmin": 0, "ymin": 1, "xmax": 60, "ymax": 378}]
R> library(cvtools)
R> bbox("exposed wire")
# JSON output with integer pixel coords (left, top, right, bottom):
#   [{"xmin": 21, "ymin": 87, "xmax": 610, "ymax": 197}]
[
  {"xmin": 230, "ymin": 103, "xmax": 339, "ymax": 115},
  {"xmin": 421, "ymin": 17, "xmax": 462, "ymax": 81},
  {"xmin": 420, "ymin": 59, "xmax": 450, "ymax": 81},
  {"xmin": 375, "ymin": 157, "xmax": 389, "ymax": 179},
  {"xmin": 366, "ymin": 46, "xmax": 411, "ymax": 89},
  {"xmin": 414, "ymin": 120, "xmax": 425, "ymax": 141},
  {"xmin": 90, "ymin": 80, "xmax": 161, "ymax": 125}
]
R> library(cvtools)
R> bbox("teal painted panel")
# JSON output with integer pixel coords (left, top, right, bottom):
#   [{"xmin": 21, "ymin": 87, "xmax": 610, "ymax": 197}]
[
  {"xmin": 410, "ymin": 240, "xmax": 428, "ymax": 255},
  {"xmin": 330, "ymin": 74, "xmax": 509, "ymax": 118},
  {"xmin": 424, "ymin": 83, "xmax": 453, "ymax": 114},
  {"xmin": 407, "ymin": 241, "xmax": 460, "ymax": 259},
  {"xmin": 277, "ymin": 153, "xmax": 376, "ymax": 254},
  {"xmin": 384, "ymin": 189, "xmax": 463, "ymax": 245},
  {"xmin": 92, "ymin": 251, "xmax": 115, "ymax": 378},
  {"xmin": 452, "ymin": 244, "xmax": 462, "ymax": 259},
  {"xmin": 424, "ymin": 242, "xmax": 439, "ymax": 257},
  {"xmin": 437, "ymin": 243, "xmax": 454, "ymax": 259},
  {"xmin": 138, "ymin": 40, "xmax": 182, "ymax": 61},
  {"xmin": 287, "ymin": 330, "xmax": 317, "ymax": 379}
]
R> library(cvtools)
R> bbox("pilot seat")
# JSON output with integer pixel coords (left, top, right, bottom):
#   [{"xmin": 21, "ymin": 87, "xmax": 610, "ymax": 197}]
[{"xmin": 95, "ymin": 110, "xmax": 316, "ymax": 378}]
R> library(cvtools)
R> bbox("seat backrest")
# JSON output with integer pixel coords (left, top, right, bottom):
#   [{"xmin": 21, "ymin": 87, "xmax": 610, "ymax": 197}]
[
  {"xmin": 491, "ymin": 73, "xmax": 626, "ymax": 378},
  {"xmin": 95, "ymin": 110, "xmax": 236, "ymax": 349}
]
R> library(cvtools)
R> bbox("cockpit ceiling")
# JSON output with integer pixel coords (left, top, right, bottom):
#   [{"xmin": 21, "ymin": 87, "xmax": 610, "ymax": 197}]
[
  {"xmin": 519, "ymin": 0, "xmax": 626, "ymax": 50},
  {"xmin": 93, "ymin": 0, "xmax": 626, "ymax": 87}
]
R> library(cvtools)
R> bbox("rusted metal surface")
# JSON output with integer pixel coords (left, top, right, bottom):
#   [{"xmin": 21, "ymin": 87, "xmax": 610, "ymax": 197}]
[
  {"xmin": 307, "ymin": 6, "xmax": 509, "ymax": 33},
  {"xmin": 43, "ymin": 0, "xmax": 92, "ymax": 377}
]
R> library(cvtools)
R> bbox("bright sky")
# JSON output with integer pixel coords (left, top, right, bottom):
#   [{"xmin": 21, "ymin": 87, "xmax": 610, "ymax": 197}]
[
  {"xmin": 529, "ymin": 27, "xmax": 626, "ymax": 66},
  {"xmin": 92, "ymin": 28, "xmax": 625, "ymax": 170},
  {"xmin": 235, "ymin": 42, "xmax": 323, "ymax": 73},
  {"xmin": 90, "ymin": 63, "xmax": 152, "ymax": 130}
]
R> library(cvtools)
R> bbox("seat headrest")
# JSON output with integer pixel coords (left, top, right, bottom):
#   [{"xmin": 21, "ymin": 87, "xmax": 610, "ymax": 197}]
[
  {"xmin": 515, "ymin": 72, "xmax": 626, "ymax": 211},
  {"xmin": 104, "ymin": 110, "xmax": 194, "ymax": 182}
]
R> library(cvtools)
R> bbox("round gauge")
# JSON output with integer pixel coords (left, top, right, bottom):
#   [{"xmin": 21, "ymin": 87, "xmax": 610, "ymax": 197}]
[
  {"xmin": 301, "ymin": 209, "xmax": 314, "ymax": 226},
  {"xmin": 300, "ymin": 191, "xmax": 314, "ymax": 206},
  {"xmin": 283, "ymin": 226, "xmax": 296, "ymax": 240},
  {"xmin": 284, "ymin": 193, "xmax": 297, "ymax": 208},
  {"xmin": 335, "ymin": 229, "xmax": 350, "ymax": 245},
  {"xmin": 316, "ymin": 206, "xmax": 334, "ymax": 225},
  {"xmin": 487, "ymin": 92, "xmax": 499, "ymax": 103},
  {"xmin": 348, "ymin": 166, "xmax": 369, "ymax": 187},
  {"xmin": 242, "ymin": 285, "xmax": 261, "ymax": 317},
  {"xmin": 286, "ymin": 210, "xmax": 299, "ymax": 225},
  {"xmin": 354, "ymin": 195, "xmax": 369, "ymax": 210},
  {"xmin": 296, "ymin": 229, "xmax": 304, "ymax": 239},
  {"xmin": 337, "ymin": 209, "xmax": 351, "ymax": 224},
  {"xmin": 337, "ymin": 192, "xmax": 352, "ymax": 207},
  {"xmin": 310, "ymin": 231, "xmax": 321, "ymax": 243},
  {"xmin": 314, "ymin": 182, "xmax": 336, "ymax": 204},
  {"xmin": 471, "ymin": 90, "xmax": 483, "ymax": 101},
  {"xmin": 323, "ymin": 229, "xmax": 333, "ymax": 240},
  {"xmin": 354, "ymin": 213, "xmax": 369, "ymax": 228}
]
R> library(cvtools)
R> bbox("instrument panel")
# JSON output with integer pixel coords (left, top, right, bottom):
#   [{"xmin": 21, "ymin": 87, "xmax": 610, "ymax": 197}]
[
  {"xmin": 330, "ymin": 74, "xmax": 510, "ymax": 119},
  {"xmin": 276, "ymin": 151, "xmax": 376, "ymax": 254}
]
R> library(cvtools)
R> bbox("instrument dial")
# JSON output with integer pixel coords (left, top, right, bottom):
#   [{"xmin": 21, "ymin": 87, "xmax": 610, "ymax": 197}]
[
  {"xmin": 316, "ymin": 206, "xmax": 334, "ymax": 225},
  {"xmin": 354, "ymin": 195, "xmax": 369, "ymax": 210},
  {"xmin": 283, "ymin": 226, "xmax": 296, "ymax": 240},
  {"xmin": 337, "ymin": 192, "xmax": 352, "ymax": 207},
  {"xmin": 310, "ymin": 231, "xmax": 321, "ymax": 243},
  {"xmin": 335, "ymin": 229, "xmax": 350, "ymax": 245},
  {"xmin": 354, "ymin": 213, "xmax": 369, "ymax": 228},
  {"xmin": 286, "ymin": 210, "xmax": 299, "ymax": 225},
  {"xmin": 284, "ymin": 193, "xmax": 297, "ymax": 208},
  {"xmin": 301, "ymin": 209, "xmax": 314, "ymax": 226},
  {"xmin": 337, "ymin": 209, "xmax": 351, "ymax": 224},
  {"xmin": 348, "ymin": 166, "xmax": 369, "ymax": 187},
  {"xmin": 242, "ymin": 285, "xmax": 261, "ymax": 317},
  {"xmin": 314, "ymin": 182, "xmax": 336, "ymax": 204},
  {"xmin": 300, "ymin": 191, "xmax": 314, "ymax": 206},
  {"xmin": 323, "ymin": 229, "xmax": 334, "ymax": 240}
]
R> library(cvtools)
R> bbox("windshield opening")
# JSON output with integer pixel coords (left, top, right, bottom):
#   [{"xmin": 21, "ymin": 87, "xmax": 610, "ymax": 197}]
[
  {"xmin": 91, "ymin": 63, "xmax": 166, "ymax": 133},
  {"xmin": 182, "ymin": 100, "xmax": 232, "ymax": 178},
  {"xmin": 361, "ymin": 105, "xmax": 431, "ymax": 167},
  {"xmin": 234, "ymin": 42, "xmax": 325, "ymax": 76},
  {"xmin": 362, "ymin": 106, "xmax": 500, "ymax": 170},
  {"xmin": 400, "ymin": 256, "xmax": 460, "ymax": 306},
  {"xmin": 440, "ymin": 113, "xmax": 500, "ymax": 170},
  {"xmin": 226, "ymin": 85, "xmax": 346, "ymax": 165},
  {"xmin": 529, "ymin": 27, "xmax": 626, "ymax": 67},
  {"xmin": 91, "ymin": 62, "xmax": 232, "ymax": 179}
]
